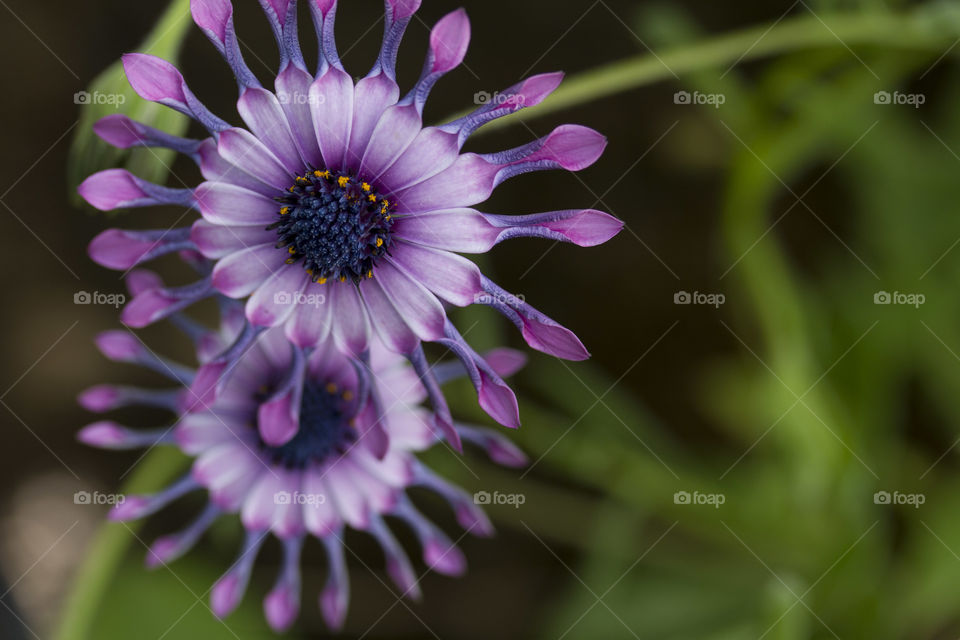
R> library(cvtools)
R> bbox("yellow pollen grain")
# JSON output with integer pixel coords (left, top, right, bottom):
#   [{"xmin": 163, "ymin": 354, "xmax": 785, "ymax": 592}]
[
  {"xmin": 368, "ymin": 194, "xmax": 377, "ymax": 202},
  {"xmin": 338, "ymin": 176, "xmax": 350, "ymax": 188},
  {"xmin": 326, "ymin": 383, "xmax": 338, "ymax": 394},
  {"xmin": 361, "ymin": 182, "xmax": 371, "ymax": 192},
  {"xmin": 339, "ymin": 275, "xmax": 347, "ymax": 283},
  {"xmin": 367, "ymin": 270, "xmax": 373, "ymax": 279},
  {"xmin": 288, "ymin": 247, "xmax": 296, "ymax": 254},
  {"xmin": 342, "ymin": 390, "xmax": 354, "ymax": 401},
  {"xmin": 316, "ymin": 277, "xmax": 327, "ymax": 284},
  {"xmin": 280, "ymin": 207, "xmax": 290, "ymax": 215},
  {"xmin": 376, "ymin": 238, "xmax": 383, "ymax": 248}
]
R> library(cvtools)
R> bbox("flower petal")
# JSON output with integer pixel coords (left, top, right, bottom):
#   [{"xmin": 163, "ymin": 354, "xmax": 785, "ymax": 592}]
[
  {"xmin": 428, "ymin": 9, "xmax": 470, "ymax": 74},
  {"xmin": 375, "ymin": 261, "xmax": 445, "ymax": 342},
  {"xmin": 195, "ymin": 182, "xmax": 280, "ymax": 226},
  {"xmin": 218, "ymin": 128, "xmax": 293, "ymax": 190},
  {"xmin": 345, "ymin": 74, "xmax": 400, "ymax": 172},
  {"xmin": 191, "ymin": 220, "xmax": 273, "ymax": 259},
  {"xmin": 329, "ymin": 282, "xmax": 370, "ymax": 355},
  {"xmin": 238, "ymin": 88, "xmax": 304, "ymax": 172},
  {"xmin": 198, "ymin": 139, "xmax": 277, "ymax": 197},
  {"xmin": 310, "ymin": 68, "xmax": 355, "ymax": 169},
  {"xmin": 388, "ymin": 242, "xmax": 482, "ymax": 307},
  {"xmin": 361, "ymin": 103, "xmax": 421, "ymax": 178},
  {"xmin": 284, "ymin": 287, "xmax": 334, "ymax": 348},
  {"xmin": 275, "ymin": 65, "xmax": 323, "ymax": 167},
  {"xmin": 376, "ymin": 127, "xmax": 458, "ymax": 192},
  {"xmin": 245, "ymin": 265, "xmax": 309, "ymax": 327},
  {"xmin": 212, "ymin": 244, "xmax": 288, "ymax": 298},
  {"xmin": 359, "ymin": 276, "xmax": 420, "ymax": 354}
]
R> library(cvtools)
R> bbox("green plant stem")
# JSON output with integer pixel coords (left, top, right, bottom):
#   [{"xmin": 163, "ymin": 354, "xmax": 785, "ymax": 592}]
[
  {"xmin": 476, "ymin": 5, "xmax": 960, "ymax": 131},
  {"xmin": 54, "ymin": 449, "xmax": 188, "ymax": 640}
]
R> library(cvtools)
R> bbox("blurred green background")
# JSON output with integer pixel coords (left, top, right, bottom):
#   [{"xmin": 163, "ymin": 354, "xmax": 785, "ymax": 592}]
[{"xmin": 2, "ymin": 0, "xmax": 960, "ymax": 637}]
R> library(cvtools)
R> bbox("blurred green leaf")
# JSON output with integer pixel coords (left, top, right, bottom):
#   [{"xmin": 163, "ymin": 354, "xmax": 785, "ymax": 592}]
[
  {"xmin": 89, "ymin": 553, "xmax": 287, "ymax": 640},
  {"xmin": 55, "ymin": 448, "xmax": 189, "ymax": 640},
  {"xmin": 67, "ymin": 0, "xmax": 192, "ymax": 206},
  {"xmin": 472, "ymin": 2, "xmax": 960, "ymax": 133}
]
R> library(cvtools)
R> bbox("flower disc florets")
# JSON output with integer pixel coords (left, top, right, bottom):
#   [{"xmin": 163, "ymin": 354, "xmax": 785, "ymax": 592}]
[{"xmin": 270, "ymin": 170, "xmax": 394, "ymax": 284}]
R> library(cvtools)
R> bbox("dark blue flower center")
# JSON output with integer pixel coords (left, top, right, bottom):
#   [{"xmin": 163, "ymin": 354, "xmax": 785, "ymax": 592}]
[
  {"xmin": 271, "ymin": 170, "xmax": 394, "ymax": 284},
  {"xmin": 262, "ymin": 379, "xmax": 358, "ymax": 469}
]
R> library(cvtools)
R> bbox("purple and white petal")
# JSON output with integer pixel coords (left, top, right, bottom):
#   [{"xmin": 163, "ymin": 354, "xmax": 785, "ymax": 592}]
[
  {"xmin": 388, "ymin": 242, "xmax": 482, "ymax": 307},
  {"xmin": 79, "ymin": 169, "xmax": 194, "ymax": 211},
  {"xmin": 238, "ymin": 88, "xmax": 304, "ymax": 172},
  {"xmin": 195, "ymin": 182, "xmax": 279, "ymax": 227},
  {"xmin": 310, "ymin": 68, "xmax": 354, "ymax": 169},
  {"xmin": 212, "ymin": 244, "xmax": 288, "ymax": 298},
  {"xmin": 218, "ymin": 128, "xmax": 293, "ymax": 190}
]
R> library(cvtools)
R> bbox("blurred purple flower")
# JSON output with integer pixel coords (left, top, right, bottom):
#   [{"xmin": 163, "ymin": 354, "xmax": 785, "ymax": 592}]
[{"xmin": 79, "ymin": 293, "xmax": 527, "ymax": 632}]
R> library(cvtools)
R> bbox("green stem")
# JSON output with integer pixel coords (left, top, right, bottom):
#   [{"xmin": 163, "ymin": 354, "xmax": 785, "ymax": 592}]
[
  {"xmin": 54, "ymin": 449, "xmax": 188, "ymax": 640},
  {"xmin": 475, "ymin": 5, "xmax": 960, "ymax": 131}
]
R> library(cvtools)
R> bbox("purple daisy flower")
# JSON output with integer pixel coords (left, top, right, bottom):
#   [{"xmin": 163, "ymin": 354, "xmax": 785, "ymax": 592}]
[
  {"xmin": 77, "ymin": 0, "xmax": 622, "ymax": 446},
  {"xmin": 79, "ymin": 285, "xmax": 527, "ymax": 632}
]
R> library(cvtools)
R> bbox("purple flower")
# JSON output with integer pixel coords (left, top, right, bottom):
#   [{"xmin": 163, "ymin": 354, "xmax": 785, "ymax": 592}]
[
  {"xmin": 78, "ymin": 0, "xmax": 622, "ymax": 444},
  {"xmin": 79, "ymin": 295, "xmax": 528, "ymax": 632}
]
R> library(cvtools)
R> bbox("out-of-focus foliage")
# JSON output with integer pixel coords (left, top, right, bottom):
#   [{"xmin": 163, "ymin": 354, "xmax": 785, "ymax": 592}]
[
  {"xmin": 447, "ymin": 2, "xmax": 960, "ymax": 639},
  {"xmin": 66, "ymin": 0, "xmax": 191, "ymax": 205},
  {"xmin": 485, "ymin": 4, "xmax": 960, "ymax": 639}
]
